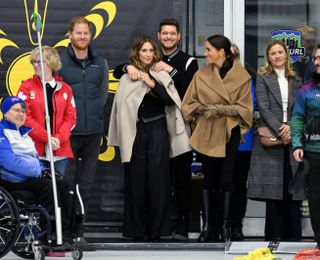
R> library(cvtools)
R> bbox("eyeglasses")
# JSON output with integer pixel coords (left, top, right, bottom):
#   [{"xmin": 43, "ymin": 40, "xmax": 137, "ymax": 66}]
[
  {"xmin": 30, "ymin": 60, "xmax": 45, "ymax": 65},
  {"xmin": 312, "ymin": 56, "xmax": 320, "ymax": 63},
  {"xmin": 10, "ymin": 107, "xmax": 26, "ymax": 114}
]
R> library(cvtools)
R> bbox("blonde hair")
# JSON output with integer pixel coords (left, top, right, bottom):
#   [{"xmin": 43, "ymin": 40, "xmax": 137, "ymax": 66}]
[
  {"xmin": 259, "ymin": 40, "xmax": 296, "ymax": 77},
  {"xmin": 296, "ymin": 25, "xmax": 315, "ymax": 36},
  {"xmin": 30, "ymin": 46, "xmax": 62, "ymax": 73}
]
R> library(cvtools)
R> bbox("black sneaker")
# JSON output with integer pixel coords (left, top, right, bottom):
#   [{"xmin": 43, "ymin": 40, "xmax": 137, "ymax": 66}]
[
  {"xmin": 231, "ymin": 227, "xmax": 244, "ymax": 241},
  {"xmin": 76, "ymin": 237, "xmax": 96, "ymax": 251}
]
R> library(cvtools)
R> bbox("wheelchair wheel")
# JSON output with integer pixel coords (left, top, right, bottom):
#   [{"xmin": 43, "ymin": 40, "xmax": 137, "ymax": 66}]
[
  {"xmin": 33, "ymin": 246, "xmax": 45, "ymax": 260},
  {"xmin": 0, "ymin": 187, "xmax": 20, "ymax": 258},
  {"xmin": 12, "ymin": 206, "xmax": 51, "ymax": 259},
  {"xmin": 72, "ymin": 247, "xmax": 83, "ymax": 260}
]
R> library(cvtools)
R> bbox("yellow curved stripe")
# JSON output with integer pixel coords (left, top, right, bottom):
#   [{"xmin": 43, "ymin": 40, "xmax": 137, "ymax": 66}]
[
  {"xmin": 98, "ymin": 146, "xmax": 116, "ymax": 162},
  {"xmin": 85, "ymin": 14, "xmax": 104, "ymax": 39},
  {"xmin": 53, "ymin": 38, "xmax": 70, "ymax": 48},
  {"xmin": 0, "ymin": 39, "xmax": 19, "ymax": 64},
  {"xmin": 0, "ymin": 29, "xmax": 7, "ymax": 36},
  {"xmin": 91, "ymin": 1, "xmax": 117, "ymax": 27},
  {"xmin": 0, "ymin": 97, "xmax": 3, "ymax": 120}
]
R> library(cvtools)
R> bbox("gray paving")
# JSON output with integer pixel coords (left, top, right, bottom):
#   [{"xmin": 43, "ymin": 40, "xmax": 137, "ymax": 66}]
[
  {"xmin": 5, "ymin": 241, "xmax": 315, "ymax": 260},
  {"xmin": 4, "ymin": 250, "xmax": 296, "ymax": 260}
]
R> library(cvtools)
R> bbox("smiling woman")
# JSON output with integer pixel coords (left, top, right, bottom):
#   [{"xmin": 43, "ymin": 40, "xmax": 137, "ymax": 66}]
[
  {"xmin": 17, "ymin": 46, "xmax": 76, "ymax": 175},
  {"xmin": 247, "ymin": 40, "xmax": 304, "ymax": 242},
  {"xmin": 108, "ymin": 35, "xmax": 191, "ymax": 241},
  {"xmin": 1, "ymin": 97, "xmax": 27, "ymax": 127},
  {"xmin": 182, "ymin": 34, "xmax": 253, "ymax": 243}
]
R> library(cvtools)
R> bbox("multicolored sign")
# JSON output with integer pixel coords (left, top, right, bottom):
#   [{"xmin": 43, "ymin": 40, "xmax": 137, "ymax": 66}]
[{"xmin": 271, "ymin": 29, "xmax": 305, "ymax": 63}]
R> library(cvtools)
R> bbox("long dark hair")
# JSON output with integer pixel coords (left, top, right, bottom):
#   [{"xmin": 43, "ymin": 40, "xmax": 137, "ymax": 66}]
[
  {"xmin": 207, "ymin": 34, "xmax": 234, "ymax": 79},
  {"xmin": 129, "ymin": 36, "xmax": 161, "ymax": 72}
]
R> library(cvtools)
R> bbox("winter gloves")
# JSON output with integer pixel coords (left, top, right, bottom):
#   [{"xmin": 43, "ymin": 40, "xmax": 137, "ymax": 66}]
[{"xmin": 197, "ymin": 104, "xmax": 239, "ymax": 119}]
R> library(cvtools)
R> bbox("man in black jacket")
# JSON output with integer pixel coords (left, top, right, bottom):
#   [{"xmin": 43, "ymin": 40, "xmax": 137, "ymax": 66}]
[
  {"xmin": 114, "ymin": 18, "xmax": 198, "ymax": 240},
  {"xmin": 59, "ymin": 16, "xmax": 108, "ymax": 249}
]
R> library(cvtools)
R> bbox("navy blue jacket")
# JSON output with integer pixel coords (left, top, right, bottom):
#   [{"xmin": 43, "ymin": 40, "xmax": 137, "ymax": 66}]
[{"xmin": 59, "ymin": 44, "xmax": 108, "ymax": 135}]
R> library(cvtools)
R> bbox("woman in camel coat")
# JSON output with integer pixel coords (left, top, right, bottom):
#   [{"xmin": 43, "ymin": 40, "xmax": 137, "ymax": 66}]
[{"xmin": 182, "ymin": 35, "xmax": 253, "ymax": 242}]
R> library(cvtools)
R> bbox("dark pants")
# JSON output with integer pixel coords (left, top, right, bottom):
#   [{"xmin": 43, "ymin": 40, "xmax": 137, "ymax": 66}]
[
  {"xmin": 170, "ymin": 151, "xmax": 193, "ymax": 217},
  {"xmin": 264, "ymin": 146, "xmax": 301, "ymax": 241},
  {"xmin": 304, "ymin": 151, "xmax": 320, "ymax": 245},
  {"xmin": 199, "ymin": 126, "xmax": 240, "ymax": 191},
  {"xmin": 123, "ymin": 118, "xmax": 171, "ymax": 238},
  {"xmin": 63, "ymin": 134, "xmax": 101, "ymax": 212},
  {"xmin": 231, "ymin": 151, "xmax": 251, "ymax": 227},
  {"xmin": 0, "ymin": 178, "xmax": 72, "ymax": 232}
]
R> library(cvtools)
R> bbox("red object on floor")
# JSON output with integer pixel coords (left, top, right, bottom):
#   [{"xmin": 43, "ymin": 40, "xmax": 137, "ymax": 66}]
[
  {"xmin": 46, "ymin": 251, "xmax": 66, "ymax": 257},
  {"xmin": 294, "ymin": 249, "xmax": 320, "ymax": 260}
]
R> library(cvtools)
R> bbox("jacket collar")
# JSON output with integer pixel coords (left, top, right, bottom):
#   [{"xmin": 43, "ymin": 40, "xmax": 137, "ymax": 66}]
[
  {"xmin": 165, "ymin": 48, "xmax": 179, "ymax": 60},
  {"xmin": 263, "ymin": 73, "xmax": 282, "ymax": 106},
  {"xmin": 67, "ymin": 43, "xmax": 96, "ymax": 62},
  {"xmin": 33, "ymin": 74, "xmax": 63, "ymax": 91},
  {"xmin": 199, "ymin": 60, "xmax": 250, "ymax": 102},
  {"xmin": 1, "ymin": 119, "xmax": 32, "ymax": 136}
]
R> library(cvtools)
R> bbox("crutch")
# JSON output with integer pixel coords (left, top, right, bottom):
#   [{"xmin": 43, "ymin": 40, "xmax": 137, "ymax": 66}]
[{"xmin": 31, "ymin": 12, "xmax": 63, "ymax": 245}]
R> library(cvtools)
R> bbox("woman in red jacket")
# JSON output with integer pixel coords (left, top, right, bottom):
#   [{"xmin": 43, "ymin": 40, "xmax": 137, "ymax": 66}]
[{"xmin": 18, "ymin": 46, "xmax": 76, "ymax": 175}]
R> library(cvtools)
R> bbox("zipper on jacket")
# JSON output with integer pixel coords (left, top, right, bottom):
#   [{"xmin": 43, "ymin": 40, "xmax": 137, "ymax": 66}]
[{"xmin": 83, "ymin": 69, "xmax": 87, "ymax": 133}]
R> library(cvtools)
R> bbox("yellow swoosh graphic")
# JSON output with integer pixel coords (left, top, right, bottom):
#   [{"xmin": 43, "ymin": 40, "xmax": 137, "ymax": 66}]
[
  {"xmin": 91, "ymin": 1, "xmax": 117, "ymax": 27},
  {"xmin": 0, "ymin": 39, "xmax": 19, "ymax": 64},
  {"xmin": 53, "ymin": 38, "xmax": 70, "ymax": 48},
  {"xmin": 85, "ymin": 14, "xmax": 104, "ymax": 39}
]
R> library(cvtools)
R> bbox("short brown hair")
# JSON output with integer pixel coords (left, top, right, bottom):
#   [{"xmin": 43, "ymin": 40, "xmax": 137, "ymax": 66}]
[
  {"xmin": 68, "ymin": 16, "xmax": 92, "ymax": 33},
  {"xmin": 159, "ymin": 18, "xmax": 180, "ymax": 33}
]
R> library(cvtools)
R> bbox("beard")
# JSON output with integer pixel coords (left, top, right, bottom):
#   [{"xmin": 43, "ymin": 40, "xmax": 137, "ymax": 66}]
[
  {"xmin": 312, "ymin": 69, "xmax": 320, "ymax": 86},
  {"xmin": 71, "ymin": 39, "xmax": 90, "ymax": 51}
]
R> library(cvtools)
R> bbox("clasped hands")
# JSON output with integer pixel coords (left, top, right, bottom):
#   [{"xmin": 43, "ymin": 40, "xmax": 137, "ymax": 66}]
[
  {"xmin": 126, "ymin": 61, "xmax": 173, "ymax": 88},
  {"xmin": 278, "ymin": 123, "xmax": 291, "ymax": 145},
  {"xmin": 51, "ymin": 137, "xmax": 60, "ymax": 151},
  {"xmin": 197, "ymin": 104, "xmax": 239, "ymax": 119}
]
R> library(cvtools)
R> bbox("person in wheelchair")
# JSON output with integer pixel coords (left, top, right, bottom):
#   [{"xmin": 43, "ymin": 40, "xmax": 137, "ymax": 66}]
[{"xmin": 0, "ymin": 96, "xmax": 74, "ymax": 248}]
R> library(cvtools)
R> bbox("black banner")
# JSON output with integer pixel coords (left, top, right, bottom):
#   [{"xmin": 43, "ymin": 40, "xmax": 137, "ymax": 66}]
[{"xmin": 0, "ymin": 0, "xmax": 182, "ymax": 223}]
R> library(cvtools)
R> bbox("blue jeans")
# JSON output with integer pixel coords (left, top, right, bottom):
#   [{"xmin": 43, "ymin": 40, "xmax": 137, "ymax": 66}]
[{"xmin": 41, "ymin": 158, "xmax": 68, "ymax": 176}]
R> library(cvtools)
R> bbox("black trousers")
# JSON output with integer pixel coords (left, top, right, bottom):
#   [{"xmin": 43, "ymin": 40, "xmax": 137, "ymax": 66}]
[
  {"xmin": 0, "ymin": 178, "xmax": 72, "ymax": 232},
  {"xmin": 64, "ymin": 134, "xmax": 102, "ymax": 212},
  {"xmin": 199, "ymin": 126, "xmax": 240, "ymax": 191},
  {"xmin": 123, "ymin": 118, "xmax": 171, "ymax": 238},
  {"xmin": 231, "ymin": 151, "xmax": 251, "ymax": 227},
  {"xmin": 264, "ymin": 145, "xmax": 301, "ymax": 241},
  {"xmin": 170, "ymin": 151, "xmax": 193, "ymax": 217},
  {"xmin": 304, "ymin": 151, "xmax": 320, "ymax": 245}
]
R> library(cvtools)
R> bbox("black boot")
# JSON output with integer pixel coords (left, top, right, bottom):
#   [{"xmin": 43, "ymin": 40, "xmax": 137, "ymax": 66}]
[
  {"xmin": 172, "ymin": 215, "xmax": 189, "ymax": 241},
  {"xmin": 211, "ymin": 189, "xmax": 221, "ymax": 242},
  {"xmin": 197, "ymin": 189, "xmax": 211, "ymax": 242},
  {"xmin": 231, "ymin": 215, "xmax": 244, "ymax": 241},
  {"xmin": 221, "ymin": 191, "xmax": 232, "ymax": 243}
]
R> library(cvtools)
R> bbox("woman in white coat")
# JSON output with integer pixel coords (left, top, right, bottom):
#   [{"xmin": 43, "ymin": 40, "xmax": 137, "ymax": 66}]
[{"xmin": 108, "ymin": 36, "xmax": 190, "ymax": 241}]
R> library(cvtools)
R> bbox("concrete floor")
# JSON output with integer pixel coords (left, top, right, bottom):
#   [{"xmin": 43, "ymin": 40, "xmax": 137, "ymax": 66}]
[
  {"xmin": 4, "ymin": 250, "xmax": 296, "ymax": 260},
  {"xmin": 5, "ymin": 241, "xmax": 317, "ymax": 260}
]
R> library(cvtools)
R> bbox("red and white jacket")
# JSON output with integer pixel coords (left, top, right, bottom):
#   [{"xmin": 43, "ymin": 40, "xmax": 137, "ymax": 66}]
[{"xmin": 18, "ymin": 74, "xmax": 76, "ymax": 158}]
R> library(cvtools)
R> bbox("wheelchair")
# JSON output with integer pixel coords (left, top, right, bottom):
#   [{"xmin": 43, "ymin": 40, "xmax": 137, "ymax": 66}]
[{"xmin": 0, "ymin": 185, "xmax": 83, "ymax": 260}]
